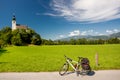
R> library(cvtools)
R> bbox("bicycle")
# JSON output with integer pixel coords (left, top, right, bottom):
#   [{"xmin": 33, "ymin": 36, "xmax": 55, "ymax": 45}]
[{"xmin": 59, "ymin": 55, "xmax": 91, "ymax": 76}]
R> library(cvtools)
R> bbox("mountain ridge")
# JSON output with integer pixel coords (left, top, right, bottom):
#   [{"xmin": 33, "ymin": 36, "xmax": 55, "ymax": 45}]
[{"xmin": 57, "ymin": 32, "xmax": 120, "ymax": 41}]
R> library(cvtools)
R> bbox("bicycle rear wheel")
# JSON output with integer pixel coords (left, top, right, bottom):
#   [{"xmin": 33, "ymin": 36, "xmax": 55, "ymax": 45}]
[{"xmin": 59, "ymin": 63, "xmax": 69, "ymax": 76}]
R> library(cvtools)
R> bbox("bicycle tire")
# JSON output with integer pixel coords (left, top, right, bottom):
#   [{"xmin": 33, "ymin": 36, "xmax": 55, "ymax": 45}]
[{"xmin": 59, "ymin": 63, "xmax": 69, "ymax": 76}]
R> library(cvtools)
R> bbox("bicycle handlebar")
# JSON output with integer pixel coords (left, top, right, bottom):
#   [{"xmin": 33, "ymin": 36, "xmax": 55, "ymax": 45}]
[
  {"xmin": 78, "ymin": 56, "xmax": 83, "ymax": 59},
  {"xmin": 78, "ymin": 56, "xmax": 83, "ymax": 62},
  {"xmin": 64, "ymin": 55, "xmax": 72, "ymax": 61}
]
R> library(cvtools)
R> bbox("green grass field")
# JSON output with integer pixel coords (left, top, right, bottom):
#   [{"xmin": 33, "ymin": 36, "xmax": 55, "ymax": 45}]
[{"xmin": 0, "ymin": 44, "xmax": 120, "ymax": 72}]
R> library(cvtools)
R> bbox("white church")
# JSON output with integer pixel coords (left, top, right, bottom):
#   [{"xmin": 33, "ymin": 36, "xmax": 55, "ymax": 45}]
[{"xmin": 12, "ymin": 15, "xmax": 28, "ymax": 30}]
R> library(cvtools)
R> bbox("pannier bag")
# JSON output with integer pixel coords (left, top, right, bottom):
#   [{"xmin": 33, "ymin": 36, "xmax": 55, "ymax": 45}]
[{"xmin": 81, "ymin": 58, "xmax": 91, "ymax": 70}]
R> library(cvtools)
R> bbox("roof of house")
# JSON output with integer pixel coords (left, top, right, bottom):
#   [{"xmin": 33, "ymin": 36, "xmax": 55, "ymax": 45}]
[{"xmin": 16, "ymin": 24, "xmax": 28, "ymax": 29}]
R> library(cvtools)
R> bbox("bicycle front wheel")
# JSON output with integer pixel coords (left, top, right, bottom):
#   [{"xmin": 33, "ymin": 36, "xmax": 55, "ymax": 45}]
[{"xmin": 59, "ymin": 63, "xmax": 69, "ymax": 76}]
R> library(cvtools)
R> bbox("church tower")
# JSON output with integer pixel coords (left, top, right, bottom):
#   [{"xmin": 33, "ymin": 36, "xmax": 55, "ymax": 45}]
[{"xmin": 12, "ymin": 15, "xmax": 16, "ymax": 30}]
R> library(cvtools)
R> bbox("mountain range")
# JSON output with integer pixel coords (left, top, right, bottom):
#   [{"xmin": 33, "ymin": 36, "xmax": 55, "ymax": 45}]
[{"xmin": 58, "ymin": 32, "xmax": 120, "ymax": 41}]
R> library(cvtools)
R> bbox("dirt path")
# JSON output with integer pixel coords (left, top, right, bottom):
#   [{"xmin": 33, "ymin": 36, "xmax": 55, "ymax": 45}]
[{"xmin": 0, "ymin": 70, "xmax": 120, "ymax": 80}]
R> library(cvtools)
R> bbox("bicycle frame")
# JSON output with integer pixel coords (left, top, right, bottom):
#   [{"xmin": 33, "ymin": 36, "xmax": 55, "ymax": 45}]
[{"xmin": 65, "ymin": 56, "xmax": 81, "ymax": 72}]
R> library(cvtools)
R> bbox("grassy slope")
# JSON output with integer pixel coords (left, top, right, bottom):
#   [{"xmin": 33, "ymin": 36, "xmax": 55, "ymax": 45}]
[{"xmin": 0, "ymin": 44, "xmax": 120, "ymax": 72}]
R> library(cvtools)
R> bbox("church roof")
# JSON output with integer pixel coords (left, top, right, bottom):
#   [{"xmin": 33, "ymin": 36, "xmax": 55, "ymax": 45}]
[{"xmin": 16, "ymin": 24, "xmax": 28, "ymax": 30}]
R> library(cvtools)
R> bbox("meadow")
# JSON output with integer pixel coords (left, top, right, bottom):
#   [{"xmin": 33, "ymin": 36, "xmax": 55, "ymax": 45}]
[{"xmin": 0, "ymin": 44, "xmax": 120, "ymax": 72}]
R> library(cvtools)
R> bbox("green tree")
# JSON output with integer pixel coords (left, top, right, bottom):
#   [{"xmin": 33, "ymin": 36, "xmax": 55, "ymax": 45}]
[
  {"xmin": 41, "ymin": 39, "xmax": 49, "ymax": 45},
  {"xmin": 108, "ymin": 37, "xmax": 120, "ymax": 44},
  {"xmin": 11, "ymin": 29, "xmax": 23, "ymax": 46},
  {"xmin": 70, "ymin": 39, "xmax": 76, "ymax": 45},
  {"xmin": 76, "ymin": 38, "xmax": 87, "ymax": 45},
  {"xmin": 31, "ymin": 33, "xmax": 42, "ymax": 45},
  {"xmin": 0, "ymin": 39, "xmax": 4, "ymax": 48},
  {"xmin": 20, "ymin": 29, "xmax": 31, "ymax": 44},
  {"xmin": 0, "ymin": 27, "xmax": 12, "ymax": 45},
  {"xmin": 98, "ymin": 39, "xmax": 105, "ymax": 44}
]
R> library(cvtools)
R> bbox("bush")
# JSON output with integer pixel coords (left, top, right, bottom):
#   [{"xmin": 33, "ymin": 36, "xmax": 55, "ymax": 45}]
[{"xmin": 11, "ymin": 33, "xmax": 23, "ymax": 46}]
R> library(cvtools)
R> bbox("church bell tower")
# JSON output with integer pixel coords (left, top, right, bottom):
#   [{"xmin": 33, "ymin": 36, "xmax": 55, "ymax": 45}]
[{"xmin": 12, "ymin": 15, "xmax": 16, "ymax": 30}]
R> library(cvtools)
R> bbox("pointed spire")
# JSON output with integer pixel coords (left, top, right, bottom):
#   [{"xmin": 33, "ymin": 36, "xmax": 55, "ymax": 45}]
[{"xmin": 12, "ymin": 14, "xmax": 16, "ymax": 20}]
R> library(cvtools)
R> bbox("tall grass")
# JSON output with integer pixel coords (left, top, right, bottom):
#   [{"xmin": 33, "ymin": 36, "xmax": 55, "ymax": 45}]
[{"xmin": 0, "ymin": 44, "xmax": 120, "ymax": 72}]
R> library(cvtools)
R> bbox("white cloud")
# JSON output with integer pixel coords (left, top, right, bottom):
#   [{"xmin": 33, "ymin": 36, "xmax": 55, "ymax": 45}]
[
  {"xmin": 50, "ymin": 0, "xmax": 120, "ymax": 23},
  {"xmin": 81, "ymin": 31, "xmax": 87, "ymax": 35},
  {"xmin": 43, "ymin": 13, "xmax": 59, "ymax": 16},
  {"xmin": 88, "ymin": 30, "xmax": 93, "ymax": 33},
  {"xmin": 36, "ymin": 12, "xmax": 59, "ymax": 16},
  {"xmin": 68, "ymin": 29, "xmax": 94, "ymax": 36},
  {"xmin": 69, "ymin": 30, "xmax": 80, "ymax": 37},
  {"xmin": 106, "ymin": 29, "xmax": 119, "ymax": 34},
  {"xmin": 59, "ymin": 35, "xmax": 64, "ymax": 38},
  {"xmin": 113, "ymin": 29, "xmax": 119, "ymax": 33},
  {"xmin": 98, "ymin": 34, "xmax": 105, "ymax": 36},
  {"xmin": 81, "ymin": 29, "xmax": 94, "ymax": 35},
  {"xmin": 106, "ymin": 30, "xmax": 113, "ymax": 34},
  {"xmin": 95, "ymin": 32, "xmax": 99, "ymax": 35}
]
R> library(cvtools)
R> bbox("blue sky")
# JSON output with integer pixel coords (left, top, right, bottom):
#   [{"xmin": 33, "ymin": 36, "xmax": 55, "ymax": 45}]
[{"xmin": 0, "ymin": 0, "xmax": 120, "ymax": 40}]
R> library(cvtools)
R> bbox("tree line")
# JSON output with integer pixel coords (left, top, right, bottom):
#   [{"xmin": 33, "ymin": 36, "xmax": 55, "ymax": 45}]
[
  {"xmin": 42, "ymin": 38, "xmax": 120, "ymax": 45},
  {"xmin": 0, "ymin": 26, "xmax": 120, "ymax": 48},
  {"xmin": 0, "ymin": 27, "xmax": 42, "ymax": 48}
]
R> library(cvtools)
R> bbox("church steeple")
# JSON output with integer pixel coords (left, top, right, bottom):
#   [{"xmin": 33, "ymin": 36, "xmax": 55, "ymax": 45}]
[
  {"xmin": 12, "ymin": 15, "xmax": 16, "ymax": 30},
  {"xmin": 12, "ymin": 15, "xmax": 16, "ymax": 21}
]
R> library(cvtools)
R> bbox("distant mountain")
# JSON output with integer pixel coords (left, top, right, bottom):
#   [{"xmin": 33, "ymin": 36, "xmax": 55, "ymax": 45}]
[
  {"xmin": 57, "ymin": 32, "xmax": 120, "ymax": 41},
  {"xmin": 110, "ymin": 32, "xmax": 120, "ymax": 38}
]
